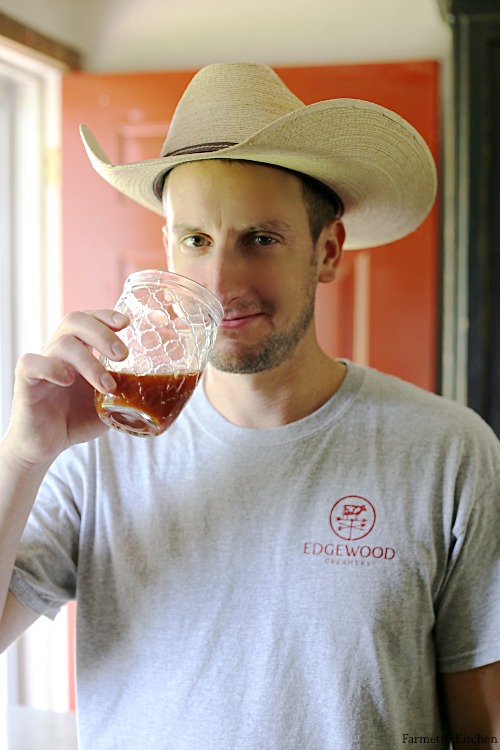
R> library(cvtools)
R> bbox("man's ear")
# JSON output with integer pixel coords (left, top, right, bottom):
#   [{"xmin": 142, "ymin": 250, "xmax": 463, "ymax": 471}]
[{"xmin": 317, "ymin": 220, "xmax": 345, "ymax": 283}]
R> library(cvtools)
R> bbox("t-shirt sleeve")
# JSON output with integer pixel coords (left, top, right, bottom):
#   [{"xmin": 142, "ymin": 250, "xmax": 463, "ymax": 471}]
[
  {"xmin": 9, "ymin": 451, "xmax": 82, "ymax": 621},
  {"xmin": 434, "ymin": 429, "xmax": 500, "ymax": 673}
]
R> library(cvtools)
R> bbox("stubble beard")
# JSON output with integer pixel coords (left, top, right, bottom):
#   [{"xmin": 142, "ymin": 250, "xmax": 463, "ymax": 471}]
[{"xmin": 209, "ymin": 266, "xmax": 318, "ymax": 375}]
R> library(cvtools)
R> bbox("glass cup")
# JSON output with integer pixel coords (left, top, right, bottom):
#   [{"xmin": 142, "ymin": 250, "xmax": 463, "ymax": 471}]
[{"xmin": 94, "ymin": 269, "xmax": 223, "ymax": 437}]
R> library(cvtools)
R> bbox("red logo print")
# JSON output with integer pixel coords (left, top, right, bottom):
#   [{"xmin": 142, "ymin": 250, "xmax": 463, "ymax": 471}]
[{"xmin": 330, "ymin": 495, "xmax": 376, "ymax": 541}]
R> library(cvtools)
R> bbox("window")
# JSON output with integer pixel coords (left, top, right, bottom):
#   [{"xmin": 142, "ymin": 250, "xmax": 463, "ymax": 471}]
[{"xmin": 0, "ymin": 38, "xmax": 70, "ymax": 712}]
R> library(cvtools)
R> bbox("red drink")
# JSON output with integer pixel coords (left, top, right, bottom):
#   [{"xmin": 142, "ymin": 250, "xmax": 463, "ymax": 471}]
[{"xmin": 95, "ymin": 371, "xmax": 201, "ymax": 437}]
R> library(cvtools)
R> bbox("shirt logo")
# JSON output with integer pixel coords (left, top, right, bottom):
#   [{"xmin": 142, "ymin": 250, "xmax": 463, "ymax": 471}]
[
  {"xmin": 330, "ymin": 495, "xmax": 376, "ymax": 541},
  {"xmin": 302, "ymin": 493, "xmax": 396, "ymax": 566}
]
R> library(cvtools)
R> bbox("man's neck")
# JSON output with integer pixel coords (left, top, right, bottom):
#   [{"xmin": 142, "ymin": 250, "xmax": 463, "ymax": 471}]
[{"xmin": 203, "ymin": 348, "xmax": 347, "ymax": 429}]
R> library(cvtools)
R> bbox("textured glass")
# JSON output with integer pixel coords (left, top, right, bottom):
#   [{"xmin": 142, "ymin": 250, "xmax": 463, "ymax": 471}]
[{"xmin": 95, "ymin": 270, "xmax": 222, "ymax": 437}]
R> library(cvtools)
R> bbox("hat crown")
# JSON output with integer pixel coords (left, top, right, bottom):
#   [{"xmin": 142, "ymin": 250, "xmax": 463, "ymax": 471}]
[{"xmin": 161, "ymin": 63, "xmax": 305, "ymax": 156}]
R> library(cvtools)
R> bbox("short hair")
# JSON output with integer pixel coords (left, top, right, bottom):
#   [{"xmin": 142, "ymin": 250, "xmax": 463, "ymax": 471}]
[{"xmin": 297, "ymin": 173, "xmax": 344, "ymax": 244}]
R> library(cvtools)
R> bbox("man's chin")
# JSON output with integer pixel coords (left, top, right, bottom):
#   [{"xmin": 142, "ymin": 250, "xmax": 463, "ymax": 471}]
[
  {"xmin": 208, "ymin": 340, "xmax": 296, "ymax": 375},
  {"xmin": 208, "ymin": 303, "xmax": 315, "ymax": 375},
  {"xmin": 208, "ymin": 352, "xmax": 272, "ymax": 375}
]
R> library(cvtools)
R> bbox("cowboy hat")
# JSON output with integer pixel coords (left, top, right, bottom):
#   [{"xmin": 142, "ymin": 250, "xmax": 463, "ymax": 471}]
[{"xmin": 80, "ymin": 62, "xmax": 437, "ymax": 250}]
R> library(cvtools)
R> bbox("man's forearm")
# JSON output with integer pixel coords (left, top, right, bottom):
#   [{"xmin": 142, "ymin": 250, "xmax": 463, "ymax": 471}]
[{"xmin": 0, "ymin": 438, "xmax": 50, "ymax": 642}]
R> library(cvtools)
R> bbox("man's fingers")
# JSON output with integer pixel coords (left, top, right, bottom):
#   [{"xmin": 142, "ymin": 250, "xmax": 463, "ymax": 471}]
[
  {"xmin": 83, "ymin": 309, "xmax": 130, "ymax": 331},
  {"xmin": 16, "ymin": 353, "xmax": 76, "ymax": 388},
  {"xmin": 18, "ymin": 310, "xmax": 131, "ymax": 395},
  {"xmin": 43, "ymin": 336, "xmax": 119, "ymax": 393},
  {"xmin": 42, "ymin": 310, "xmax": 129, "ymax": 362},
  {"xmin": 17, "ymin": 350, "xmax": 116, "ymax": 396}
]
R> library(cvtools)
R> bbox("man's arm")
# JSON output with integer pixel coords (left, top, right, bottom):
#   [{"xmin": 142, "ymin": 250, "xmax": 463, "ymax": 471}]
[
  {"xmin": 0, "ymin": 450, "xmax": 48, "ymax": 652},
  {"xmin": 0, "ymin": 592, "xmax": 40, "ymax": 653},
  {"xmin": 441, "ymin": 662, "xmax": 500, "ymax": 749},
  {"xmin": 0, "ymin": 309, "xmax": 129, "ymax": 652}
]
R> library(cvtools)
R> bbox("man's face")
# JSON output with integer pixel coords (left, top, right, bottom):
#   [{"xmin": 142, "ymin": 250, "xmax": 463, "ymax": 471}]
[{"xmin": 163, "ymin": 160, "xmax": 341, "ymax": 374}]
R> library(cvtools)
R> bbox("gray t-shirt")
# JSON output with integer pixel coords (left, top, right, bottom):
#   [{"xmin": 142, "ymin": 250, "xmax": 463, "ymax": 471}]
[{"xmin": 11, "ymin": 362, "xmax": 500, "ymax": 750}]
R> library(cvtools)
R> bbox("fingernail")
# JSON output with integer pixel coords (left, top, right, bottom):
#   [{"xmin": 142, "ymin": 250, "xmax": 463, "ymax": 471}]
[
  {"xmin": 112, "ymin": 340, "xmax": 127, "ymax": 357},
  {"xmin": 101, "ymin": 373, "xmax": 116, "ymax": 391},
  {"xmin": 113, "ymin": 312, "xmax": 129, "ymax": 325}
]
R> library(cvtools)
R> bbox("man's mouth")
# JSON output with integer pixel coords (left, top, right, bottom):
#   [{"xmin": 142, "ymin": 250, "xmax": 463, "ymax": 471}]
[{"xmin": 220, "ymin": 312, "xmax": 265, "ymax": 329}]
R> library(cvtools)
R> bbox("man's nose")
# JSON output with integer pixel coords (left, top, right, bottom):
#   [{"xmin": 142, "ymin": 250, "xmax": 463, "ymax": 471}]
[{"xmin": 204, "ymin": 245, "xmax": 248, "ymax": 303}]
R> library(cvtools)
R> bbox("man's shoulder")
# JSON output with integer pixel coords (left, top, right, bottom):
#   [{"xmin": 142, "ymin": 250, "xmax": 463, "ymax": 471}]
[{"xmin": 355, "ymin": 364, "xmax": 498, "ymax": 449}]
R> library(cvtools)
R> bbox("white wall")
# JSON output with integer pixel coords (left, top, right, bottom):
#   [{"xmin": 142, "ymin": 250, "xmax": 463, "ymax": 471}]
[
  {"xmin": 1, "ymin": 0, "xmax": 451, "ymax": 71},
  {"xmin": 0, "ymin": 0, "xmax": 84, "ymax": 53}
]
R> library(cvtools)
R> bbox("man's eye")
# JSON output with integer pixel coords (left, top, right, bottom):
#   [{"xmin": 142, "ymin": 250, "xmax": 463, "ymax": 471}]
[
  {"xmin": 183, "ymin": 236, "xmax": 208, "ymax": 248},
  {"xmin": 253, "ymin": 235, "xmax": 277, "ymax": 247}
]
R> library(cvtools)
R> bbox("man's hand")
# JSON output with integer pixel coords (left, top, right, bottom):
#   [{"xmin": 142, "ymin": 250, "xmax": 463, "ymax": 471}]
[{"xmin": 3, "ymin": 309, "xmax": 129, "ymax": 469}]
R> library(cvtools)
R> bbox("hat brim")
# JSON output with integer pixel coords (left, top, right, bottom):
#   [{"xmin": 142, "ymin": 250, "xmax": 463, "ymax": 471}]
[{"xmin": 80, "ymin": 98, "xmax": 437, "ymax": 251}]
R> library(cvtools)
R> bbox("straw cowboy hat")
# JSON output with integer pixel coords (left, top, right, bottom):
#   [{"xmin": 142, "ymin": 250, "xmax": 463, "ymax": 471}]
[{"xmin": 80, "ymin": 62, "xmax": 437, "ymax": 250}]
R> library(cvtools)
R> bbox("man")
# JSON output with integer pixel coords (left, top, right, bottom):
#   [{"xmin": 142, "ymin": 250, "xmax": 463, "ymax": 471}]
[{"xmin": 0, "ymin": 63, "xmax": 499, "ymax": 749}]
